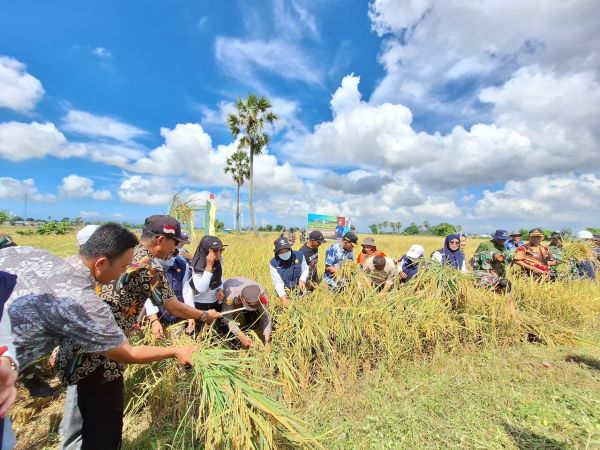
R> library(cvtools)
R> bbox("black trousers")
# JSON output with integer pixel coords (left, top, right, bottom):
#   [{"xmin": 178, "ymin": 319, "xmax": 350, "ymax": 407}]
[{"xmin": 77, "ymin": 374, "xmax": 124, "ymax": 450}]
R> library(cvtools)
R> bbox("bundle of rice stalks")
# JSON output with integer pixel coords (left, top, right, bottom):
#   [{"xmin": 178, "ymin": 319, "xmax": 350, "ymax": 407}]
[
  {"xmin": 124, "ymin": 333, "xmax": 322, "ymax": 450},
  {"xmin": 561, "ymin": 240, "xmax": 596, "ymax": 262}
]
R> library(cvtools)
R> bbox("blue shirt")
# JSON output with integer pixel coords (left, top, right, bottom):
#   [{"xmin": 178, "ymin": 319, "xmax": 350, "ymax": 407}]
[
  {"xmin": 505, "ymin": 240, "xmax": 525, "ymax": 250},
  {"xmin": 323, "ymin": 243, "xmax": 354, "ymax": 286}
]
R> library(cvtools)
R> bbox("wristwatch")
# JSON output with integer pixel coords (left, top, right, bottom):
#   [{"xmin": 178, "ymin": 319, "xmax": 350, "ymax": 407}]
[{"xmin": 200, "ymin": 310, "xmax": 208, "ymax": 322}]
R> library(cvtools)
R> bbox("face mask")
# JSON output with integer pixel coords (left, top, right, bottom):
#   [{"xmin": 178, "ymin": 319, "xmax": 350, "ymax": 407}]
[
  {"xmin": 158, "ymin": 256, "xmax": 176, "ymax": 267},
  {"xmin": 278, "ymin": 251, "xmax": 292, "ymax": 261}
]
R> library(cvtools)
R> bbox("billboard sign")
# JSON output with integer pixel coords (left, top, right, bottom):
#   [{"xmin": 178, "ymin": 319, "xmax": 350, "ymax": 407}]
[{"xmin": 307, "ymin": 213, "xmax": 352, "ymax": 240}]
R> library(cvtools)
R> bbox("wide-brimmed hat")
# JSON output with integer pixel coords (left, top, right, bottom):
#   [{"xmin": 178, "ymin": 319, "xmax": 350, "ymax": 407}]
[{"xmin": 361, "ymin": 237, "xmax": 376, "ymax": 247}]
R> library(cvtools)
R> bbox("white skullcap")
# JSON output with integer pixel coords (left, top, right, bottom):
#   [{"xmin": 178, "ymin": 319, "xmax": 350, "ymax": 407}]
[{"xmin": 77, "ymin": 225, "xmax": 100, "ymax": 246}]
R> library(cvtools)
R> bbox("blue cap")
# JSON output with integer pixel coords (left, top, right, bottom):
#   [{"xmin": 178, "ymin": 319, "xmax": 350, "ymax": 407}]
[{"xmin": 493, "ymin": 229, "xmax": 509, "ymax": 240}]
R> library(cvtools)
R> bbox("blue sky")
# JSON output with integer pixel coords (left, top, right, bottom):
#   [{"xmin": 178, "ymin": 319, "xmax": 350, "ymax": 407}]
[{"xmin": 1, "ymin": 0, "xmax": 599, "ymax": 232}]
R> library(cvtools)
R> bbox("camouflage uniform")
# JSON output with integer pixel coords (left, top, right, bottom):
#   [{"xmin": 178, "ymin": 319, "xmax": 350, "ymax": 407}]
[
  {"xmin": 471, "ymin": 240, "xmax": 512, "ymax": 292},
  {"xmin": 472, "ymin": 240, "xmax": 512, "ymax": 277}
]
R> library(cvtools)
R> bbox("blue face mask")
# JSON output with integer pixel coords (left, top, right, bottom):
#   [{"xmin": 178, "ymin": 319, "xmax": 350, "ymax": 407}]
[
  {"xmin": 278, "ymin": 251, "xmax": 292, "ymax": 261},
  {"xmin": 158, "ymin": 256, "xmax": 176, "ymax": 267}
]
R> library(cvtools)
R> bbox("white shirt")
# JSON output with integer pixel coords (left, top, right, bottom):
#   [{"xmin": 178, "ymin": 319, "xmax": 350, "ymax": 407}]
[
  {"xmin": 0, "ymin": 308, "xmax": 18, "ymax": 369},
  {"xmin": 144, "ymin": 257, "xmax": 194, "ymax": 315},
  {"xmin": 431, "ymin": 251, "xmax": 468, "ymax": 273},
  {"xmin": 269, "ymin": 254, "xmax": 309, "ymax": 298}
]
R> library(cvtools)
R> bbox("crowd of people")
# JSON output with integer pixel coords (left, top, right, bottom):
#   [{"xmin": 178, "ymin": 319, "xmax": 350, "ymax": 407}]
[{"xmin": 0, "ymin": 216, "xmax": 599, "ymax": 449}]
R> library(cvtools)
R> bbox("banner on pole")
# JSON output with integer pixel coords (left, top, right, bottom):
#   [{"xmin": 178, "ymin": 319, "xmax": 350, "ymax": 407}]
[{"xmin": 204, "ymin": 195, "xmax": 216, "ymax": 235}]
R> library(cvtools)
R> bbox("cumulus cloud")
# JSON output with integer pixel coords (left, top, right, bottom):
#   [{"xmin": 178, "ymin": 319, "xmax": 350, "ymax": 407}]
[
  {"xmin": 0, "ymin": 177, "xmax": 55, "ymax": 202},
  {"xmin": 118, "ymin": 175, "xmax": 174, "ymax": 205},
  {"xmin": 474, "ymin": 173, "xmax": 600, "ymax": 226},
  {"xmin": 368, "ymin": 0, "xmax": 600, "ymax": 126},
  {"xmin": 0, "ymin": 56, "xmax": 44, "ymax": 113},
  {"xmin": 282, "ymin": 74, "xmax": 600, "ymax": 191},
  {"xmin": 62, "ymin": 109, "xmax": 147, "ymax": 142},
  {"xmin": 0, "ymin": 121, "xmax": 84, "ymax": 161},
  {"xmin": 58, "ymin": 175, "xmax": 112, "ymax": 200},
  {"xmin": 125, "ymin": 123, "xmax": 304, "ymax": 194}
]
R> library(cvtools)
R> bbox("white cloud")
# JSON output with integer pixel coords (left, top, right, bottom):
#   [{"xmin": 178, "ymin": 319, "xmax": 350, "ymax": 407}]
[
  {"xmin": 0, "ymin": 177, "xmax": 55, "ymax": 202},
  {"xmin": 59, "ymin": 175, "xmax": 112, "ymax": 200},
  {"xmin": 272, "ymin": 0, "xmax": 320, "ymax": 41},
  {"xmin": 214, "ymin": 37, "xmax": 322, "ymax": 87},
  {"xmin": 0, "ymin": 56, "xmax": 44, "ymax": 113},
  {"xmin": 91, "ymin": 47, "xmax": 112, "ymax": 60},
  {"xmin": 368, "ymin": 0, "xmax": 600, "ymax": 124},
  {"xmin": 124, "ymin": 123, "xmax": 304, "ymax": 194},
  {"xmin": 474, "ymin": 173, "xmax": 600, "ymax": 227},
  {"xmin": 80, "ymin": 210, "xmax": 101, "ymax": 218},
  {"xmin": 0, "ymin": 121, "xmax": 83, "ymax": 161},
  {"xmin": 282, "ymin": 74, "xmax": 600, "ymax": 191},
  {"xmin": 200, "ymin": 96, "xmax": 305, "ymax": 136},
  {"xmin": 118, "ymin": 175, "xmax": 174, "ymax": 205},
  {"xmin": 62, "ymin": 109, "xmax": 147, "ymax": 142}
]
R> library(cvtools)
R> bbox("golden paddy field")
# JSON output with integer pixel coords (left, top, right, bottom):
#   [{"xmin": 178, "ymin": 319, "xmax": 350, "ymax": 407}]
[{"xmin": 2, "ymin": 228, "xmax": 600, "ymax": 450}]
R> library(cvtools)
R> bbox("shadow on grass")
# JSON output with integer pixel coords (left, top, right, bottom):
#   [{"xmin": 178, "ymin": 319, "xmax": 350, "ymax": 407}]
[
  {"xmin": 503, "ymin": 423, "xmax": 568, "ymax": 450},
  {"xmin": 565, "ymin": 354, "xmax": 600, "ymax": 371}
]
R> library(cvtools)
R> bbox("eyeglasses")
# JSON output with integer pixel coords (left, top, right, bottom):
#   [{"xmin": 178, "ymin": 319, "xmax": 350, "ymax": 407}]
[{"xmin": 449, "ymin": 240, "xmax": 460, "ymax": 245}]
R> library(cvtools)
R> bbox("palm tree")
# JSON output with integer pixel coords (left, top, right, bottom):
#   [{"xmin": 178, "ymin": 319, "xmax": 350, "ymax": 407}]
[
  {"xmin": 224, "ymin": 150, "xmax": 250, "ymax": 231},
  {"xmin": 227, "ymin": 94, "xmax": 278, "ymax": 236}
]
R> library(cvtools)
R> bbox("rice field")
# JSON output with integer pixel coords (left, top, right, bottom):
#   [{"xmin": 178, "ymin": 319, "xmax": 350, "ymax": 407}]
[{"xmin": 4, "ymin": 228, "xmax": 600, "ymax": 449}]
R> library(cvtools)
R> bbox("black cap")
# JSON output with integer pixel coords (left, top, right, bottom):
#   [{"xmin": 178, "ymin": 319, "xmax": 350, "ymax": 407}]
[
  {"xmin": 206, "ymin": 236, "xmax": 226, "ymax": 249},
  {"xmin": 343, "ymin": 231, "xmax": 358, "ymax": 244},
  {"xmin": 143, "ymin": 215, "xmax": 190, "ymax": 244},
  {"xmin": 308, "ymin": 230, "xmax": 326, "ymax": 243},
  {"xmin": 274, "ymin": 237, "xmax": 293, "ymax": 252},
  {"xmin": 550, "ymin": 231, "xmax": 562, "ymax": 239}
]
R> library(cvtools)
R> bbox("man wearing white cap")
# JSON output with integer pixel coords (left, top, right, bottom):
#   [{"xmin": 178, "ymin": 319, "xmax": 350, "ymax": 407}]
[
  {"xmin": 575, "ymin": 230, "xmax": 597, "ymax": 279},
  {"xmin": 397, "ymin": 244, "xmax": 424, "ymax": 283}
]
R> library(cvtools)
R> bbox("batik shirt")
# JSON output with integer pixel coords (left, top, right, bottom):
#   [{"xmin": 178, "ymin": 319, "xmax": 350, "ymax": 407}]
[
  {"xmin": 0, "ymin": 247, "xmax": 125, "ymax": 371},
  {"xmin": 58, "ymin": 244, "xmax": 176, "ymax": 384},
  {"xmin": 472, "ymin": 240, "xmax": 512, "ymax": 277},
  {"xmin": 323, "ymin": 243, "xmax": 354, "ymax": 286}
]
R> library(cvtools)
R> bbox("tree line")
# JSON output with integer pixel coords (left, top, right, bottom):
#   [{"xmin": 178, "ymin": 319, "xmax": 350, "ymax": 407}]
[{"xmin": 369, "ymin": 221, "xmax": 459, "ymax": 236}]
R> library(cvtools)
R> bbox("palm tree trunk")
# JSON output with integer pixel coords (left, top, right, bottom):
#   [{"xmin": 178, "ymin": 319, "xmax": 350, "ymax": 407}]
[
  {"xmin": 235, "ymin": 182, "xmax": 241, "ymax": 231},
  {"xmin": 249, "ymin": 145, "xmax": 259, "ymax": 236}
]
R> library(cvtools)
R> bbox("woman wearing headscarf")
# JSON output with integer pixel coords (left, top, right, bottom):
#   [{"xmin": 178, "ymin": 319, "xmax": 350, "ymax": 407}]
[
  {"xmin": 431, "ymin": 234, "xmax": 467, "ymax": 272},
  {"xmin": 186, "ymin": 236, "xmax": 226, "ymax": 312}
]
